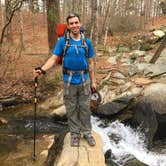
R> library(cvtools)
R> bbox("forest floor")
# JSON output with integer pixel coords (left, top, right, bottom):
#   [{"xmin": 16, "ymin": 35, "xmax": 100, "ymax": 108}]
[{"xmin": 0, "ymin": 13, "xmax": 166, "ymax": 106}]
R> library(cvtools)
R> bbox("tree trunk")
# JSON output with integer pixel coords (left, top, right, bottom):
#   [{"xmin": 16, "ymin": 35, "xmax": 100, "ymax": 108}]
[
  {"xmin": 18, "ymin": 8, "xmax": 24, "ymax": 50},
  {"xmin": 46, "ymin": 0, "xmax": 60, "ymax": 51},
  {"xmin": 90, "ymin": 0, "xmax": 98, "ymax": 84},
  {"xmin": 159, "ymin": 0, "xmax": 166, "ymax": 15},
  {"xmin": 0, "ymin": 0, "xmax": 23, "ymax": 56},
  {"xmin": 5, "ymin": 0, "xmax": 13, "ymax": 43},
  {"xmin": 42, "ymin": 0, "xmax": 46, "ymax": 27},
  {"xmin": 90, "ymin": 0, "xmax": 98, "ymax": 46},
  {"xmin": 0, "ymin": 0, "xmax": 4, "ymax": 28},
  {"xmin": 104, "ymin": 26, "xmax": 108, "ymax": 46},
  {"xmin": 32, "ymin": 9, "xmax": 35, "ymax": 37}
]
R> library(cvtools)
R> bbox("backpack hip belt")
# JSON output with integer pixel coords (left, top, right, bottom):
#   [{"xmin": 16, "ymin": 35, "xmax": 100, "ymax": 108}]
[
  {"xmin": 63, "ymin": 68, "xmax": 89, "ymax": 95},
  {"xmin": 63, "ymin": 68, "xmax": 89, "ymax": 74}
]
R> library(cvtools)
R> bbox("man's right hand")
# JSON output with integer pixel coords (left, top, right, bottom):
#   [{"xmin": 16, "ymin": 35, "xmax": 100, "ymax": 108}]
[
  {"xmin": 33, "ymin": 69, "xmax": 41, "ymax": 78},
  {"xmin": 33, "ymin": 67, "xmax": 46, "ymax": 78}
]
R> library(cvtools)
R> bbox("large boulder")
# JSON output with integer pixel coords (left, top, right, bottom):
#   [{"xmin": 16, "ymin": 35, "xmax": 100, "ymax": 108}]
[
  {"xmin": 56, "ymin": 132, "xmax": 106, "ymax": 166},
  {"xmin": 131, "ymin": 83, "xmax": 166, "ymax": 147}
]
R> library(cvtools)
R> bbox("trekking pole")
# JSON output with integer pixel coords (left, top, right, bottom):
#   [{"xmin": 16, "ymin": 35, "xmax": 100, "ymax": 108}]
[{"xmin": 32, "ymin": 77, "xmax": 38, "ymax": 161}]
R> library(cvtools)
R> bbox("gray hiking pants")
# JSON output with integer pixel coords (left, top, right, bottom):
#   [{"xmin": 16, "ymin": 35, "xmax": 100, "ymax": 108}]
[{"xmin": 63, "ymin": 79, "xmax": 92, "ymax": 135}]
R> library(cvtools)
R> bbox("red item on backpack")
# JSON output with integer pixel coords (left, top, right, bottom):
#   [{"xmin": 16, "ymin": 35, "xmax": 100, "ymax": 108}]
[
  {"xmin": 57, "ymin": 24, "xmax": 67, "ymax": 37},
  {"xmin": 55, "ymin": 24, "xmax": 68, "ymax": 65}
]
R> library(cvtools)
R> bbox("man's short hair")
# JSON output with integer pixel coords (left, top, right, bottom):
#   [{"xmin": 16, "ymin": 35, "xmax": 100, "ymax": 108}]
[{"xmin": 66, "ymin": 13, "xmax": 80, "ymax": 23}]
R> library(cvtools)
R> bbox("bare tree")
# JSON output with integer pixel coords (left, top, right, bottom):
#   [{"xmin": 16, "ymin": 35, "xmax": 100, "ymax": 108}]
[
  {"xmin": 17, "ymin": 8, "xmax": 24, "ymax": 50},
  {"xmin": 90, "ymin": 0, "xmax": 98, "ymax": 46},
  {"xmin": 46, "ymin": 0, "xmax": 60, "ymax": 51},
  {"xmin": 42, "ymin": 0, "xmax": 46, "ymax": 26},
  {"xmin": 0, "ymin": 0, "xmax": 4, "ymax": 29},
  {"xmin": 0, "ymin": 0, "xmax": 24, "ymax": 56},
  {"xmin": 159, "ymin": 0, "xmax": 166, "ymax": 14},
  {"xmin": 5, "ymin": 0, "xmax": 13, "ymax": 43}
]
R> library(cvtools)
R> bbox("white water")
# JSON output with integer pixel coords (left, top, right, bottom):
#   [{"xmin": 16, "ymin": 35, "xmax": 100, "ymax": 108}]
[{"xmin": 91, "ymin": 116, "xmax": 166, "ymax": 166}]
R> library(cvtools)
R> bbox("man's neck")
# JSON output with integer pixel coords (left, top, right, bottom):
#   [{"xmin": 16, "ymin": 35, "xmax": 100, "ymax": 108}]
[{"xmin": 70, "ymin": 33, "xmax": 80, "ymax": 40}]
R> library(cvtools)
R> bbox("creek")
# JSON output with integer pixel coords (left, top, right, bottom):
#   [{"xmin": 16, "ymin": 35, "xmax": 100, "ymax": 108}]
[
  {"xmin": 92, "ymin": 116, "xmax": 166, "ymax": 166},
  {"xmin": 0, "ymin": 105, "xmax": 166, "ymax": 166},
  {"xmin": 0, "ymin": 104, "xmax": 67, "ymax": 165}
]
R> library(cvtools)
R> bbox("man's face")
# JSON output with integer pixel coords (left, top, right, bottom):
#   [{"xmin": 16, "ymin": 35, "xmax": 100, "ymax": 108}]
[{"xmin": 67, "ymin": 16, "xmax": 82, "ymax": 35}]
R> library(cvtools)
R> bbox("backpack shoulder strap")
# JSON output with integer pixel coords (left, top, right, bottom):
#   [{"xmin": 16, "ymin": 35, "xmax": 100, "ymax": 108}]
[
  {"xmin": 63, "ymin": 29, "xmax": 70, "ymax": 57},
  {"xmin": 63, "ymin": 28, "xmax": 89, "ymax": 59},
  {"xmin": 80, "ymin": 31, "xmax": 88, "ymax": 57}
]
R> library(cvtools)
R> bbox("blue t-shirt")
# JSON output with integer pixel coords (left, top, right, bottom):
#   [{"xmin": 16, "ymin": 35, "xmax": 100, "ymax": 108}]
[{"xmin": 52, "ymin": 36, "xmax": 94, "ymax": 84}]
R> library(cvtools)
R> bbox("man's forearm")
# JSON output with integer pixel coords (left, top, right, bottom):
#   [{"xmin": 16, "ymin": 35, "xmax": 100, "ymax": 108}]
[
  {"xmin": 41, "ymin": 55, "xmax": 57, "ymax": 71},
  {"xmin": 88, "ymin": 58, "xmax": 96, "ymax": 84}
]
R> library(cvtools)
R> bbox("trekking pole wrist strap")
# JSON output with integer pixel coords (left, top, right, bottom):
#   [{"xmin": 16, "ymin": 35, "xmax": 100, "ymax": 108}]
[{"xmin": 35, "ymin": 67, "xmax": 46, "ymax": 75}]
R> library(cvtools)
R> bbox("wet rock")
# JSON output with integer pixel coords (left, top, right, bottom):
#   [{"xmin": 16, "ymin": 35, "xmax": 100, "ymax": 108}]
[
  {"xmin": 94, "ymin": 102, "xmax": 127, "ymax": 116},
  {"xmin": 124, "ymin": 158, "xmax": 146, "ymax": 166},
  {"xmin": 131, "ymin": 83, "xmax": 166, "ymax": 147},
  {"xmin": 105, "ymin": 149, "xmax": 119, "ymax": 166},
  {"xmin": 0, "ymin": 96, "xmax": 22, "ymax": 107},
  {"xmin": 93, "ymin": 95, "xmax": 135, "ymax": 117},
  {"xmin": 132, "ymin": 96, "xmax": 158, "ymax": 148}
]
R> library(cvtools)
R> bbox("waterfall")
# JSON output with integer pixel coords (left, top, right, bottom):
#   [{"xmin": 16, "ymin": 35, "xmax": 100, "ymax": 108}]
[{"xmin": 91, "ymin": 116, "xmax": 166, "ymax": 166}]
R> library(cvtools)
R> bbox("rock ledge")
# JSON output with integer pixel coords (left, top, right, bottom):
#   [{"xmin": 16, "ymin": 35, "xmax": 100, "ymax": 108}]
[{"xmin": 56, "ymin": 132, "xmax": 106, "ymax": 166}]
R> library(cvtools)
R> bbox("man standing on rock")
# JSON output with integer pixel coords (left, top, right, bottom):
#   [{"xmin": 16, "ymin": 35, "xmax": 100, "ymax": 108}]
[{"xmin": 34, "ymin": 13, "xmax": 96, "ymax": 147}]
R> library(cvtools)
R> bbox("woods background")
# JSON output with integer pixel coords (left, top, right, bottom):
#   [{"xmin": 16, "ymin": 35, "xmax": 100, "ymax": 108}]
[{"xmin": 0, "ymin": 0, "xmax": 165, "ymax": 101}]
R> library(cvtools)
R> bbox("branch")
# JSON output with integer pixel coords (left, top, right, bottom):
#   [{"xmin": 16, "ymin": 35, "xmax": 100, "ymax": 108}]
[
  {"xmin": 149, "ymin": 35, "xmax": 166, "ymax": 64},
  {"xmin": 0, "ymin": 0, "xmax": 24, "ymax": 45}
]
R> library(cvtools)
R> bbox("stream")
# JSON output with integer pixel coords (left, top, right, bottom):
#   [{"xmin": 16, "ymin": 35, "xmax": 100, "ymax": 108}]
[
  {"xmin": 92, "ymin": 116, "xmax": 166, "ymax": 166},
  {"xmin": 0, "ymin": 106, "xmax": 166, "ymax": 166}
]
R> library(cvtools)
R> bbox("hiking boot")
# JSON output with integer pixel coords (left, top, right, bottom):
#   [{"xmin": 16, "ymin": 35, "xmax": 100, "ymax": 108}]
[
  {"xmin": 71, "ymin": 133, "xmax": 80, "ymax": 147},
  {"xmin": 83, "ymin": 134, "xmax": 96, "ymax": 146}
]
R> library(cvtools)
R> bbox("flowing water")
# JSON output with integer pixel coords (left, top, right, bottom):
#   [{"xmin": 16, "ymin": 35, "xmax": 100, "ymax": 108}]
[
  {"xmin": 92, "ymin": 116, "xmax": 166, "ymax": 166},
  {"xmin": 1, "ymin": 108, "xmax": 166, "ymax": 166}
]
